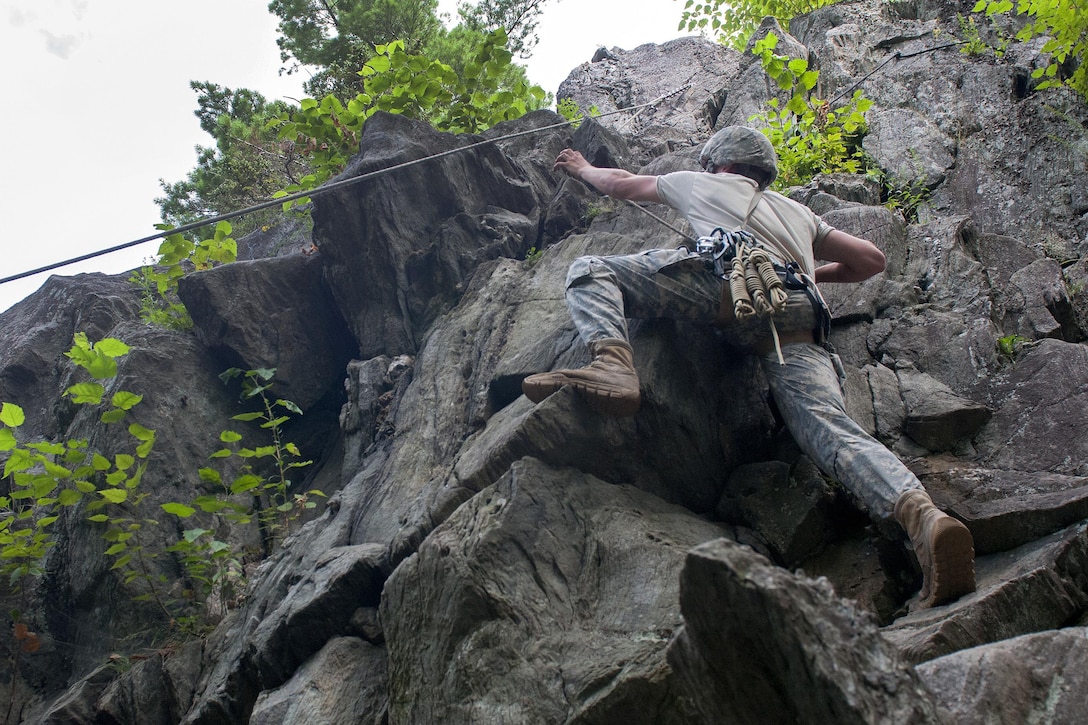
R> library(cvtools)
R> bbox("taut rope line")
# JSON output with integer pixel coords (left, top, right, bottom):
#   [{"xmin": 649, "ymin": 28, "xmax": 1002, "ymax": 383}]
[{"xmin": 1, "ymin": 83, "xmax": 693, "ymax": 287}]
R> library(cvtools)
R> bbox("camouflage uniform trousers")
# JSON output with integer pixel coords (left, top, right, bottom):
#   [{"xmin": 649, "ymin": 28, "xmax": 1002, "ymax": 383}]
[{"xmin": 565, "ymin": 249, "xmax": 923, "ymax": 519}]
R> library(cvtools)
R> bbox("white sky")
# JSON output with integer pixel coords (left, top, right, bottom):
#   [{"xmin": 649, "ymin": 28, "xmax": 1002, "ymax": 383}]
[{"xmin": 0, "ymin": 0, "xmax": 688, "ymax": 313}]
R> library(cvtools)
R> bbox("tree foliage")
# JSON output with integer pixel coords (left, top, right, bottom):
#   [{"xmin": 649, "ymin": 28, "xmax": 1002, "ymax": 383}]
[
  {"xmin": 156, "ymin": 82, "xmax": 308, "ymax": 239},
  {"xmin": 974, "ymin": 0, "xmax": 1088, "ymax": 99},
  {"xmin": 1, "ymin": 335, "xmax": 156, "ymax": 595},
  {"xmin": 267, "ymin": 29, "xmax": 546, "ymax": 208},
  {"xmin": 269, "ymin": 0, "xmax": 442, "ymax": 93},
  {"xmin": 455, "ymin": 0, "xmax": 553, "ymax": 57},
  {"xmin": 748, "ymin": 33, "xmax": 872, "ymax": 189},
  {"xmin": 270, "ymin": 0, "xmax": 549, "ymax": 97},
  {"xmin": 678, "ymin": 0, "xmax": 839, "ymax": 49}
]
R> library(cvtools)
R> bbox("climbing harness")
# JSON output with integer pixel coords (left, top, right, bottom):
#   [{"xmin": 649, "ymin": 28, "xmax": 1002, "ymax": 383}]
[
  {"xmin": 695, "ymin": 226, "xmax": 830, "ymax": 364},
  {"xmin": 686, "ymin": 187, "xmax": 826, "ymax": 364}
]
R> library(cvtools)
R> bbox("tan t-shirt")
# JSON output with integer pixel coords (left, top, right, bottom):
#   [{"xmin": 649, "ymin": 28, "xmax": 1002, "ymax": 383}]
[{"xmin": 656, "ymin": 171, "xmax": 834, "ymax": 277}]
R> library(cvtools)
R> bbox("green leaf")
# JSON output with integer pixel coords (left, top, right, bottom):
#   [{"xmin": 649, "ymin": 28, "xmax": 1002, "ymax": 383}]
[
  {"xmin": 128, "ymin": 423, "xmax": 155, "ymax": 441},
  {"xmin": 100, "ymin": 409, "xmax": 127, "ymax": 424},
  {"xmin": 0, "ymin": 429, "xmax": 16, "ymax": 452},
  {"xmin": 111, "ymin": 391, "xmax": 142, "ymax": 410},
  {"xmin": 231, "ymin": 412, "xmax": 264, "ymax": 422},
  {"xmin": 277, "ymin": 399, "xmax": 303, "ymax": 415},
  {"xmin": 220, "ymin": 430, "xmax": 243, "ymax": 443},
  {"xmin": 198, "ymin": 467, "xmax": 222, "ymax": 484},
  {"xmin": 129, "ymin": 423, "xmax": 156, "ymax": 458},
  {"xmin": 208, "ymin": 540, "xmax": 231, "ymax": 554},
  {"xmin": 66, "ymin": 382, "xmax": 105, "ymax": 405},
  {"xmin": 99, "ymin": 488, "xmax": 128, "ymax": 504},
  {"xmin": 0, "ymin": 402, "xmax": 25, "ymax": 427},
  {"xmin": 88, "ymin": 514, "xmax": 109, "ymax": 523},
  {"xmin": 94, "ymin": 338, "xmax": 130, "ymax": 358},
  {"xmin": 193, "ymin": 496, "xmax": 234, "ymax": 514},
  {"xmin": 183, "ymin": 528, "xmax": 210, "ymax": 543},
  {"xmin": 230, "ymin": 474, "xmax": 261, "ymax": 495},
  {"xmin": 58, "ymin": 488, "xmax": 82, "ymax": 506},
  {"xmin": 4, "ymin": 448, "xmax": 33, "ymax": 477},
  {"xmin": 162, "ymin": 502, "xmax": 196, "ymax": 518}
]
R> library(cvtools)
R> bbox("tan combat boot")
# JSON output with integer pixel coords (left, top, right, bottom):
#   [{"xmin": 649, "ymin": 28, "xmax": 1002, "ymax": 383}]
[
  {"xmin": 894, "ymin": 489, "xmax": 976, "ymax": 608},
  {"xmin": 521, "ymin": 338, "xmax": 641, "ymax": 416}
]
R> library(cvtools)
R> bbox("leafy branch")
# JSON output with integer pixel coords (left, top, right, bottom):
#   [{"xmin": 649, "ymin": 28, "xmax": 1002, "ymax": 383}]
[
  {"xmin": 1, "ymin": 335, "xmax": 156, "ymax": 597},
  {"xmin": 266, "ymin": 29, "xmax": 546, "ymax": 209},
  {"xmin": 162, "ymin": 368, "xmax": 319, "ymax": 616},
  {"xmin": 677, "ymin": 0, "xmax": 840, "ymax": 49},
  {"xmin": 129, "ymin": 221, "xmax": 238, "ymax": 329},
  {"xmin": 748, "ymin": 33, "xmax": 873, "ymax": 189},
  {"xmin": 974, "ymin": 0, "xmax": 1088, "ymax": 100}
]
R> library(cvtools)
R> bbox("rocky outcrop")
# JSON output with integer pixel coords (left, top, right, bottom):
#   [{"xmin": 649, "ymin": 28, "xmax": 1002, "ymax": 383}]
[
  {"xmin": 3, "ymin": 1, "xmax": 1088, "ymax": 722},
  {"xmin": 668, "ymin": 539, "xmax": 942, "ymax": 724}
]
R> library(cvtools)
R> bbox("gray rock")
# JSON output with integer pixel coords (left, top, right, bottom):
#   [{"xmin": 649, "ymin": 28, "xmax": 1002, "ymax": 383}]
[
  {"xmin": 916, "ymin": 628, "xmax": 1088, "ymax": 724},
  {"xmin": 9, "ymin": 1, "xmax": 1088, "ymax": 720},
  {"xmin": 0, "ymin": 272, "xmax": 141, "ymax": 437},
  {"xmin": 1002, "ymin": 258, "xmax": 1070, "ymax": 340},
  {"xmin": 249, "ymin": 637, "xmax": 387, "ymax": 725},
  {"xmin": 912, "ymin": 457, "xmax": 1088, "ymax": 554},
  {"xmin": 94, "ymin": 640, "xmax": 205, "ymax": 725},
  {"xmin": 863, "ymin": 107, "xmax": 956, "ymax": 189},
  {"xmin": 178, "ymin": 253, "xmax": 354, "ymax": 411},
  {"xmin": 234, "ymin": 216, "xmax": 312, "ymax": 260},
  {"xmin": 974, "ymin": 339, "xmax": 1088, "ymax": 475},
  {"xmin": 787, "ymin": 172, "xmax": 882, "ymax": 215},
  {"xmin": 381, "ymin": 457, "xmax": 726, "ymax": 724},
  {"xmin": 883, "ymin": 522, "xmax": 1088, "ymax": 663},
  {"xmin": 716, "ymin": 459, "xmax": 839, "ymax": 567},
  {"xmin": 667, "ymin": 538, "xmax": 942, "ymax": 724},
  {"xmin": 183, "ymin": 540, "xmax": 388, "ymax": 722},
  {"xmin": 313, "ymin": 111, "xmax": 567, "ymax": 358},
  {"xmin": 797, "ymin": 535, "xmax": 911, "ymax": 625},
  {"xmin": 557, "ymin": 36, "xmax": 748, "ymax": 160},
  {"xmin": 896, "ymin": 361, "xmax": 992, "ymax": 451}
]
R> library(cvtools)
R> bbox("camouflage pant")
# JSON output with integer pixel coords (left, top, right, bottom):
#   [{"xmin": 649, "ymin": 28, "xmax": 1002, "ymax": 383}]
[{"xmin": 565, "ymin": 249, "xmax": 922, "ymax": 519}]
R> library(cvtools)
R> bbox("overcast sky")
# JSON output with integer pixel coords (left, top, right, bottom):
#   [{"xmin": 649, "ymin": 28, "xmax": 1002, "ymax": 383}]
[{"xmin": 0, "ymin": 0, "xmax": 687, "ymax": 313}]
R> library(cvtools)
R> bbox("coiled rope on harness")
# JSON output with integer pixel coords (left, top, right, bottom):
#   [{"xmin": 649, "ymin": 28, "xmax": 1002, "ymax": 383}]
[{"xmin": 697, "ymin": 226, "xmax": 805, "ymax": 364}]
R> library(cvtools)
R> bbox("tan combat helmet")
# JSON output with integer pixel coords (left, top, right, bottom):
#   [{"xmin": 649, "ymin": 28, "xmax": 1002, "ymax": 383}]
[{"xmin": 699, "ymin": 126, "xmax": 779, "ymax": 190}]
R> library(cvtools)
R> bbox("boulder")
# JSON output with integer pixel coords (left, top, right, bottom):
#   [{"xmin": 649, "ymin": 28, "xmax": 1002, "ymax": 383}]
[
  {"xmin": 667, "ymin": 538, "xmax": 942, "ymax": 724},
  {"xmin": 7, "ymin": 1, "xmax": 1088, "ymax": 721},
  {"xmin": 883, "ymin": 522, "xmax": 1088, "ymax": 663},
  {"xmin": 178, "ymin": 253, "xmax": 354, "ymax": 411},
  {"xmin": 916, "ymin": 628, "xmax": 1088, "ymax": 724},
  {"xmin": 249, "ymin": 637, "xmax": 387, "ymax": 725},
  {"xmin": 380, "ymin": 457, "xmax": 727, "ymax": 724}
]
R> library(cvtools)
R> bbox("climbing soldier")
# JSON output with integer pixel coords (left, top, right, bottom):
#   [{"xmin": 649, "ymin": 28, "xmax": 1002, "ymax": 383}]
[{"xmin": 522, "ymin": 126, "xmax": 976, "ymax": 609}]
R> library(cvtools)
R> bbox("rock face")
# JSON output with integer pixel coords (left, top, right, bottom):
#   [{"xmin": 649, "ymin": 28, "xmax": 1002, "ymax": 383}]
[{"xmin": 2, "ymin": 1, "xmax": 1088, "ymax": 722}]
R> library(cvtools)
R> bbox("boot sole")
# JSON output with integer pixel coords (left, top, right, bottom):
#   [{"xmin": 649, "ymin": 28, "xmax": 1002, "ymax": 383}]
[
  {"xmin": 522, "ymin": 376, "xmax": 640, "ymax": 417},
  {"xmin": 927, "ymin": 517, "xmax": 976, "ymax": 606}
]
